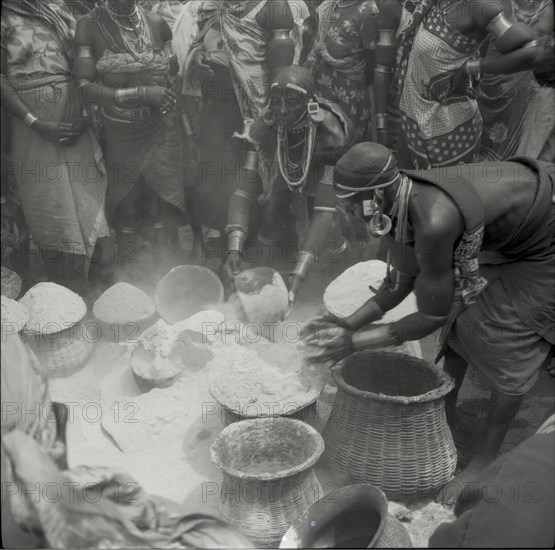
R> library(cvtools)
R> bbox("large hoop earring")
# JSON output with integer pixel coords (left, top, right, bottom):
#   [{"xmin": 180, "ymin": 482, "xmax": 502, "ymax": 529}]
[{"xmin": 367, "ymin": 213, "xmax": 392, "ymax": 238}]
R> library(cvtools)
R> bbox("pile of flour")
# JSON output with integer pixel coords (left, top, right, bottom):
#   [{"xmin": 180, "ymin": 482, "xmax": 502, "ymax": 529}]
[
  {"xmin": 133, "ymin": 310, "xmax": 223, "ymax": 379},
  {"xmin": 208, "ymin": 340, "xmax": 324, "ymax": 415},
  {"xmin": 1, "ymin": 296, "xmax": 29, "ymax": 331},
  {"xmin": 93, "ymin": 282, "xmax": 155, "ymax": 325},
  {"xmin": 20, "ymin": 282, "xmax": 86, "ymax": 334},
  {"xmin": 324, "ymin": 260, "xmax": 418, "ymax": 322}
]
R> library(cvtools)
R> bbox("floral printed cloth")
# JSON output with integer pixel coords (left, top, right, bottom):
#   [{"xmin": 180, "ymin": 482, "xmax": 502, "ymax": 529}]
[{"xmin": 308, "ymin": 0, "xmax": 378, "ymax": 142}]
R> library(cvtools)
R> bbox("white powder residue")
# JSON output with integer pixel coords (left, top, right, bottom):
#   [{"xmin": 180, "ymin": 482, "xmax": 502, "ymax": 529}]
[
  {"xmin": 20, "ymin": 282, "xmax": 86, "ymax": 334},
  {"xmin": 208, "ymin": 340, "xmax": 325, "ymax": 415},
  {"xmin": 1, "ymin": 295, "xmax": 29, "ymax": 331},
  {"xmin": 93, "ymin": 282, "xmax": 155, "ymax": 325},
  {"xmin": 324, "ymin": 260, "xmax": 420, "ymax": 321}
]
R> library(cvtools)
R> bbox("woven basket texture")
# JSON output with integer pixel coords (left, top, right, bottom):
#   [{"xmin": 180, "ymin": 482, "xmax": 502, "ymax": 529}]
[
  {"xmin": 210, "ymin": 418, "xmax": 325, "ymax": 547},
  {"xmin": 25, "ymin": 322, "xmax": 93, "ymax": 378},
  {"xmin": 222, "ymin": 401, "xmax": 318, "ymax": 426},
  {"xmin": 155, "ymin": 265, "xmax": 224, "ymax": 324},
  {"xmin": 323, "ymin": 351, "xmax": 457, "ymax": 500}
]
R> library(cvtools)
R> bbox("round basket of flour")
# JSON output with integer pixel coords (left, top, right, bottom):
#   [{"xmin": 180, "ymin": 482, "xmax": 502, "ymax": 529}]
[
  {"xmin": 323, "ymin": 260, "xmax": 423, "ymax": 359},
  {"xmin": 20, "ymin": 283, "xmax": 92, "ymax": 377},
  {"xmin": 93, "ymin": 283, "xmax": 157, "ymax": 343},
  {"xmin": 233, "ymin": 267, "xmax": 289, "ymax": 325},
  {"xmin": 155, "ymin": 265, "xmax": 224, "ymax": 324},
  {"xmin": 1, "ymin": 296, "xmax": 30, "ymax": 334}
]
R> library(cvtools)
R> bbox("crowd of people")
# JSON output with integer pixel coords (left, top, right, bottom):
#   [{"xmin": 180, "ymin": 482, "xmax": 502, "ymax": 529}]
[
  {"xmin": 1, "ymin": 0, "xmax": 554, "ymax": 547},
  {"xmin": 1, "ymin": 0, "xmax": 553, "ymax": 302}
]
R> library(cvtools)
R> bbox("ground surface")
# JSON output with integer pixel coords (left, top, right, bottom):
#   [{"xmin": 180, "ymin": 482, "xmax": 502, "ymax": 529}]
[{"xmin": 45, "ymin": 230, "xmax": 554, "ymax": 547}]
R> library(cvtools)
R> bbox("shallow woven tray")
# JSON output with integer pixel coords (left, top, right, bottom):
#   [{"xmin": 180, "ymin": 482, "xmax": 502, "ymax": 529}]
[
  {"xmin": 155, "ymin": 265, "xmax": 224, "ymax": 324},
  {"xmin": 323, "ymin": 351, "xmax": 457, "ymax": 500},
  {"xmin": 210, "ymin": 418, "xmax": 325, "ymax": 547}
]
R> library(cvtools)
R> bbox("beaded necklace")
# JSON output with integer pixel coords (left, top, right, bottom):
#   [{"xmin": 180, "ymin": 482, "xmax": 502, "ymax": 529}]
[
  {"xmin": 102, "ymin": 2, "xmax": 155, "ymax": 60},
  {"xmin": 277, "ymin": 113, "xmax": 318, "ymax": 192}
]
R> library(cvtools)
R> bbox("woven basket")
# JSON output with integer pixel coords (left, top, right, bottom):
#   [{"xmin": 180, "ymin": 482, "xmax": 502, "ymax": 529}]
[
  {"xmin": 210, "ymin": 418, "xmax": 325, "ymax": 547},
  {"xmin": 323, "ymin": 351, "xmax": 457, "ymax": 501},
  {"xmin": 23, "ymin": 322, "xmax": 94, "ymax": 378},
  {"xmin": 221, "ymin": 401, "xmax": 318, "ymax": 427},
  {"xmin": 130, "ymin": 344, "xmax": 183, "ymax": 392},
  {"xmin": 280, "ymin": 483, "xmax": 412, "ymax": 548},
  {"xmin": 155, "ymin": 265, "xmax": 224, "ymax": 324}
]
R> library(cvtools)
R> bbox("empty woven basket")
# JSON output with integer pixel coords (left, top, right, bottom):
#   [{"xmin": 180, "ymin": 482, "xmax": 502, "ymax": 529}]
[
  {"xmin": 323, "ymin": 351, "xmax": 457, "ymax": 500},
  {"xmin": 210, "ymin": 417, "xmax": 325, "ymax": 547}
]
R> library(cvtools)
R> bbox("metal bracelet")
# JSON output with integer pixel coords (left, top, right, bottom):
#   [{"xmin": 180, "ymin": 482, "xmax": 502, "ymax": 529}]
[
  {"xmin": 465, "ymin": 58, "xmax": 481, "ymax": 76},
  {"xmin": 377, "ymin": 29, "xmax": 396, "ymax": 47},
  {"xmin": 375, "ymin": 64, "xmax": 394, "ymax": 75},
  {"xmin": 375, "ymin": 113, "xmax": 389, "ymax": 129},
  {"xmin": 243, "ymin": 150, "xmax": 259, "ymax": 171},
  {"xmin": 486, "ymin": 11, "xmax": 513, "ymax": 39},
  {"xmin": 227, "ymin": 229, "xmax": 247, "ymax": 254},
  {"xmin": 291, "ymin": 251, "xmax": 315, "ymax": 280},
  {"xmin": 115, "ymin": 87, "xmax": 140, "ymax": 104},
  {"xmin": 23, "ymin": 112, "xmax": 38, "ymax": 127},
  {"xmin": 76, "ymin": 46, "xmax": 93, "ymax": 58},
  {"xmin": 271, "ymin": 29, "xmax": 292, "ymax": 40}
]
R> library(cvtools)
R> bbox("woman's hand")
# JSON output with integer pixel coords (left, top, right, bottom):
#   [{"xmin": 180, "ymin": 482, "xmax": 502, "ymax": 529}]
[
  {"xmin": 141, "ymin": 86, "xmax": 179, "ymax": 111},
  {"xmin": 32, "ymin": 120, "xmax": 81, "ymax": 145},
  {"xmin": 301, "ymin": 321, "xmax": 355, "ymax": 364}
]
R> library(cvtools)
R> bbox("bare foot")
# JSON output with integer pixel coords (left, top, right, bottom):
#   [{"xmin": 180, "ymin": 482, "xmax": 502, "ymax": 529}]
[{"xmin": 436, "ymin": 453, "xmax": 497, "ymax": 506}]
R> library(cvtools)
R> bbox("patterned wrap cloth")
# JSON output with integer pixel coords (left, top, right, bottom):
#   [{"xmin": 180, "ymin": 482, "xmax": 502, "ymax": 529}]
[
  {"xmin": 478, "ymin": 0, "xmax": 554, "ymax": 161},
  {"xmin": 392, "ymin": 0, "xmax": 485, "ymax": 168},
  {"xmin": 92, "ymin": 6, "xmax": 187, "ymax": 219},
  {"xmin": 306, "ymin": 0, "xmax": 379, "ymax": 142},
  {"xmin": 0, "ymin": 5, "xmax": 109, "ymax": 258},
  {"xmin": 182, "ymin": 0, "xmax": 305, "ymax": 122}
]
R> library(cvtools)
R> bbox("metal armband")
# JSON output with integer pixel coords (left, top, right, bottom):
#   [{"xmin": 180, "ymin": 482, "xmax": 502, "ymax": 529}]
[
  {"xmin": 375, "ymin": 65, "xmax": 394, "ymax": 75},
  {"xmin": 377, "ymin": 29, "xmax": 397, "ymax": 47},
  {"xmin": 271, "ymin": 29, "xmax": 292, "ymax": 41},
  {"xmin": 522, "ymin": 39, "xmax": 540, "ymax": 49},
  {"xmin": 226, "ymin": 229, "xmax": 247, "ymax": 255},
  {"xmin": 243, "ymin": 150, "xmax": 259, "ymax": 171},
  {"xmin": 291, "ymin": 251, "xmax": 315, "ymax": 280},
  {"xmin": 77, "ymin": 46, "xmax": 93, "ymax": 58},
  {"xmin": 486, "ymin": 12, "xmax": 514, "ymax": 39},
  {"xmin": 115, "ymin": 87, "xmax": 140, "ymax": 104}
]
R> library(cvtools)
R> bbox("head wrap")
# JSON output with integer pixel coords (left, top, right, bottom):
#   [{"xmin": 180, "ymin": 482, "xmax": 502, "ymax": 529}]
[{"xmin": 334, "ymin": 143, "xmax": 400, "ymax": 198}]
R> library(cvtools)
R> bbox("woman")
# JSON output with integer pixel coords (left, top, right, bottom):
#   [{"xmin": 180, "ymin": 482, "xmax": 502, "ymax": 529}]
[
  {"xmin": 0, "ymin": 0, "xmax": 109, "ymax": 296},
  {"xmin": 73, "ymin": 0, "xmax": 198, "ymax": 279},
  {"xmin": 478, "ymin": 0, "xmax": 554, "ymax": 161},
  {"xmin": 306, "ymin": 0, "xmax": 380, "ymax": 143},
  {"xmin": 178, "ymin": 0, "xmax": 305, "ymax": 256},
  {"xmin": 391, "ymin": 0, "xmax": 543, "ymax": 169}
]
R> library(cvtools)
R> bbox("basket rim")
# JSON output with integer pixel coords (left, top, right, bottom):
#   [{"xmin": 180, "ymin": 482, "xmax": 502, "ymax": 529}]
[
  {"xmin": 332, "ymin": 350, "xmax": 454, "ymax": 404},
  {"xmin": 210, "ymin": 417, "xmax": 325, "ymax": 481},
  {"xmin": 208, "ymin": 387, "xmax": 322, "ymax": 417},
  {"xmin": 154, "ymin": 265, "xmax": 224, "ymax": 322}
]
